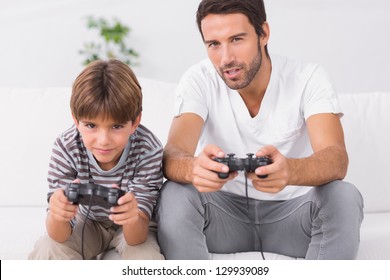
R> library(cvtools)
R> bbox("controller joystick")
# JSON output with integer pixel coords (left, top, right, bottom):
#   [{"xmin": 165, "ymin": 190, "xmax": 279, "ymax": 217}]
[
  {"xmin": 67, "ymin": 187, "xmax": 79, "ymax": 201},
  {"xmin": 65, "ymin": 183, "xmax": 125, "ymax": 208},
  {"xmin": 213, "ymin": 153, "xmax": 272, "ymax": 179},
  {"xmin": 107, "ymin": 188, "xmax": 121, "ymax": 205}
]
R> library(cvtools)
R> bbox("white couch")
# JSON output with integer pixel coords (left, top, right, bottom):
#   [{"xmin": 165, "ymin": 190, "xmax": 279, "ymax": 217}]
[{"xmin": 1, "ymin": 78, "xmax": 389, "ymax": 260}]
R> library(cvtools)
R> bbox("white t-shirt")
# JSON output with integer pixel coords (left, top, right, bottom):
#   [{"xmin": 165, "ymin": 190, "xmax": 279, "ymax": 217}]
[{"xmin": 174, "ymin": 54, "xmax": 342, "ymax": 201}]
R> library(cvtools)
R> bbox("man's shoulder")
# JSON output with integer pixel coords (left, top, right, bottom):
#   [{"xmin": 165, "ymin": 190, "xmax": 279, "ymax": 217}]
[
  {"xmin": 183, "ymin": 59, "xmax": 217, "ymax": 80},
  {"xmin": 271, "ymin": 53, "xmax": 321, "ymax": 77},
  {"xmin": 180, "ymin": 58, "xmax": 226, "ymax": 91},
  {"xmin": 189, "ymin": 58, "xmax": 214, "ymax": 71}
]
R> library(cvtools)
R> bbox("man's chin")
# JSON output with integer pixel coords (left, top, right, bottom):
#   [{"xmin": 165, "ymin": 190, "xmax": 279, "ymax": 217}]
[{"xmin": 224, "ymin": 79, "xmax": 247, "ymax": 90}]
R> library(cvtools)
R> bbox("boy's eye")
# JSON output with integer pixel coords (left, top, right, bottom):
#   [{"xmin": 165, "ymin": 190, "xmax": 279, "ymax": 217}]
[
  {"xmin": 113, "ymin": 125, "xmax": 124, "ymax": 129},
  {"xmin": 85, "ymin": 123, "xmax": 96, "ymax": 129}
]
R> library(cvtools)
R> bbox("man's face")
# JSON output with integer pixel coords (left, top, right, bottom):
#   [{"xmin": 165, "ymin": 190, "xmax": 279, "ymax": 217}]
[{"xmin": 201, "ymin": 13, "xmax": 263, "ymax": 90}]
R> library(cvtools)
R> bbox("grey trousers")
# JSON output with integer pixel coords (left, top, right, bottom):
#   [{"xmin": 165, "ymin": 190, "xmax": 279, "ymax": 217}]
[
  {"xmin": 156, "ymin": 180, "xmax": 364, "ymax": 260},
  {"xmin": 28, "ymin": 214, "xmax": 164, "ymax": 260}
]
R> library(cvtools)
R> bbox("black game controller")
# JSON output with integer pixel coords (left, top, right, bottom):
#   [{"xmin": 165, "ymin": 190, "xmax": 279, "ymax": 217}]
[
  {"xmin": 65, "ymin": 183, "xmax": 125, "ymax": 208},
  {"xmin": 213, "ymin": 153, "xmax": 272, "ymax": 179}
]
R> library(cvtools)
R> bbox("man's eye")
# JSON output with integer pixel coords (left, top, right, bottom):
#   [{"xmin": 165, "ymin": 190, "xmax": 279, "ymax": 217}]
[{"xmin": 208, "ymin": 42, "xmax": 219, "ymax": 48}]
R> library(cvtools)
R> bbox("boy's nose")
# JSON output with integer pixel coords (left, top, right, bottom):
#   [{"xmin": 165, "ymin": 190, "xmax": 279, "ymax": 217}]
[{"xmin": 97, "ymin": 131, "xmax": 110, "ymax": 145}]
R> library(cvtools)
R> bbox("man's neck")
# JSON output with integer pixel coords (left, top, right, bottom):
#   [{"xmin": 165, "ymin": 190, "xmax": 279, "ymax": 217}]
[{"xmin": 238, "ymin": 55, "xmax": 272, "ymax": 118}]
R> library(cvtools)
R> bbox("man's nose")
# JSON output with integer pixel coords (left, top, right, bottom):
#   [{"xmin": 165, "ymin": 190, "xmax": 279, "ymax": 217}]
[{"xmin": 221, "ymin": 45, "xmax": 235, "ymax": 66}]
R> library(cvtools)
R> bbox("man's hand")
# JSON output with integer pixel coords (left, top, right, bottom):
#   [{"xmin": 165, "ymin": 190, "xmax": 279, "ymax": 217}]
[
  {"xmin": 191, "ymin": 144, "xmax": 238, "ymax": 192},
  {"xmin": 248, "ymin": 145, "xmax": 291, "ymax": 193}
]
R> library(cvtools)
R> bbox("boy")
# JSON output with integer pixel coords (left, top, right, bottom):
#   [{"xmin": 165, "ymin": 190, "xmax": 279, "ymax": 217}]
[{"xmin": 29, "ymin": 60, "xmax": 164, "ymax": 259}]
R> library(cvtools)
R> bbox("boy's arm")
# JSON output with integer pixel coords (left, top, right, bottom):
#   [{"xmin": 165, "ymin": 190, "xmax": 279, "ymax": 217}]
[
  {"xmin": 46, "ymin": 189, "xmax": 78, "ymax": 242},
  {"xmin": 110, "ymin": 133, "xmax": 165, "ymax": 245},
  {"xmin": 110, "ymin": 192, "xmax": 149, "ymax": 245}
]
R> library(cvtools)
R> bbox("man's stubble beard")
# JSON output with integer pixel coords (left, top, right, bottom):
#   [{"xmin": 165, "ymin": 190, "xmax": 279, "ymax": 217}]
[{"xmin": 218, "ymin": 45, "xmax": 263, "ymax": 90}]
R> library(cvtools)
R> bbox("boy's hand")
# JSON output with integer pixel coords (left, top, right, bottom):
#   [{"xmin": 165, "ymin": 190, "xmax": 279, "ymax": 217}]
[
  {"xmin": 109, "ymin": 189, "xmax": 144, "ymax": 225},
  {"xmin": 48, "ymin": 188, "xmax": 78, "ymax": 222}
]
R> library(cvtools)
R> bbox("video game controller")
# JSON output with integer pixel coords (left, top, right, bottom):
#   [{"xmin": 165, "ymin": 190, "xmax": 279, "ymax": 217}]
[
  {"xmin": 65, "ymin": 183, "xmax": 125, "ymax": 208},
  {"xmin": 213, "ymin": 153, "xmax": 272, "ymax": 179}
]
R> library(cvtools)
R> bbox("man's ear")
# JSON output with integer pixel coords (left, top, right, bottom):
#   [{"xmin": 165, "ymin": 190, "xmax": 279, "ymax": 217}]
[{"xmin": 260, "ymin": 21, "xmax": 270, "ymax": 47}]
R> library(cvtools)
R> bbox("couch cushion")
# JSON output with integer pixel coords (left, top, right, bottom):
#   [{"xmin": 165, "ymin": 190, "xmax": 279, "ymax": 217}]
[
  {"xmin": 357, "ymin": 212, "xmax": 390, "ymax": 259},
  {"xmin": 339, "ymin": 92, "xmax": 390, "ymax": 213},
  {"xmin": 0, "ymin": 206, "xmax": 47, "ymax": 259},
  {"xmin": 98, "ymin": 212, "xmax": 390, "ymax": 260}
]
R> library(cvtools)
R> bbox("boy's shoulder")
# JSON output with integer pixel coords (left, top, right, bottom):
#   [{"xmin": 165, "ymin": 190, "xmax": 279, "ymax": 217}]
[
  {"xmin": 55, "ymin": 125, "xmax": 82, "ymax": 150},
  {"xmin": 133, "ymin": 124, "xmax": 163, "ymax": 151}
]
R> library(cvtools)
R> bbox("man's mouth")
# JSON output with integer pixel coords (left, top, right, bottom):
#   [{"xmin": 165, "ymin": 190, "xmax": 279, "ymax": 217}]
[{"xmin": 223, "ymin": 68, "xmax": 241, "ymax": 79}]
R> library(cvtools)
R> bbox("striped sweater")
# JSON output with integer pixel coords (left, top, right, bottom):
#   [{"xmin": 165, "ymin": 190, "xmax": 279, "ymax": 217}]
[{"xmin": 47, "ymin": 124, "xmax": 163, "ymax": 228}]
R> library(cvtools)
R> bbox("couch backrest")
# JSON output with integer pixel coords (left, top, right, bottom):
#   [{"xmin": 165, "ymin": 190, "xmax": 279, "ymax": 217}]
[
  {"xmin": 0, "ymin": 83, "xmax": 388, "ymax": 213},
  {"xmin": 339, "ymin": 92, "xmax": 390, "ymax": 213},
  {"xmin": 0, "ymin": 88, "xmax": 74, "ymax": 207}
]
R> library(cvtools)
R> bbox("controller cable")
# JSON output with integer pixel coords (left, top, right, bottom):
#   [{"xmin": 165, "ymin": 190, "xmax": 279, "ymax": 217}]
[
  {"xmin": 244, "ymin": 172, "xmax": 266, "ymax": 260},
  {"xmin": 80, "ymin": 193, "xmax": 94, "ymax": 260}
]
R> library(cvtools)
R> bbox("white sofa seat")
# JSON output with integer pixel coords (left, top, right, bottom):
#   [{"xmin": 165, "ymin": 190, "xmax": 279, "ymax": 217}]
[{"xmin": 0, "ymin": 80, "xmax": 389, "ymax": 260}]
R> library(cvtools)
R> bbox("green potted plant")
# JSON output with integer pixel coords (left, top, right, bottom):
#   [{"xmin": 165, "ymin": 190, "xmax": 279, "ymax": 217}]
[{"xmin": 79, "ymin": 16, "xmax": 139, "ymax": 66}]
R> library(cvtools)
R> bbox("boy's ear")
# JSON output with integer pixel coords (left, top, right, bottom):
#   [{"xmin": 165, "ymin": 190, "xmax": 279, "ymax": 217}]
[
  {"xmin": 72, "ymin": 114, "xmax": 79, "ymax": 127},
  {"xmin": 131, "ymin": 112, "xmax": 142, "ymax": 133}
]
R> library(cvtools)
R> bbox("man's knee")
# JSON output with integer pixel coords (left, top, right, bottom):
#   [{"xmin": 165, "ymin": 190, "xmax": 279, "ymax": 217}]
[
  {"xmin": 317, "ymin": 181, "xmax": 363, "ymax": 212},
  {"xmin": 157, "ymin": 181, "xmax": 201, "ymax": 221},
  {"xmin": 312, "ymin": 181, "xmax": 364, "ymax": 233}
]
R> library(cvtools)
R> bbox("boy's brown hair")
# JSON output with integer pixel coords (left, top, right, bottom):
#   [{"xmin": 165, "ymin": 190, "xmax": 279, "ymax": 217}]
[{"xmin": 71, "ymin": 59, "xmax": 142, "ymax": 124}]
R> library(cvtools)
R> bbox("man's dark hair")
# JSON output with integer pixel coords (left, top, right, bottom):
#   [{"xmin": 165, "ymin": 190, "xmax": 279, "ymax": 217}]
[{"xmin": 196, "ymin": 0, "xmax": 268, "ymax": 54}]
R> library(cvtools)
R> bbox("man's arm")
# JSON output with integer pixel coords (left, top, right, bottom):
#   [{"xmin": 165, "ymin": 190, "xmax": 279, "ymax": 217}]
[
  {"xmin": 289, "ymin": 113, "xmax": 348, "ymax": 185},
  {"xmin": 254, "ymin": 113, "xmax": 348, "ymax": 192},
  {"xmin": 163, "ymin": 113, "xmax": 234, "ymax": 191},
  {"xmin": 163, "ymin": 113, "xmax": 204, "ymax": 184}
]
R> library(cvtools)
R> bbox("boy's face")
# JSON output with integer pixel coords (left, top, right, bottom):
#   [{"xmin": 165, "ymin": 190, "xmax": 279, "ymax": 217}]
[{"xmin": 74, "ymin": 115, "xmax": 140, "ymax": 171}]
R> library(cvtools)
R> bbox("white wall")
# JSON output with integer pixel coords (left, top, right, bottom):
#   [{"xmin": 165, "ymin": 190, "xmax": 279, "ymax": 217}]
[
  {"xmin": 0, "ymin": 0, "xmax": 389, "ymax": 93},
  {"xmin": 267, "ymin": 0, "xmax": 390, "ymax": 93}
]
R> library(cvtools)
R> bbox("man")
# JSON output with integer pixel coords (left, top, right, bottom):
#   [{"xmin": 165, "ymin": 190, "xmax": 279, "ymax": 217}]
[{"xmin": 156, "ymin": 0, "xmax": 363, "ymax": 260}]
